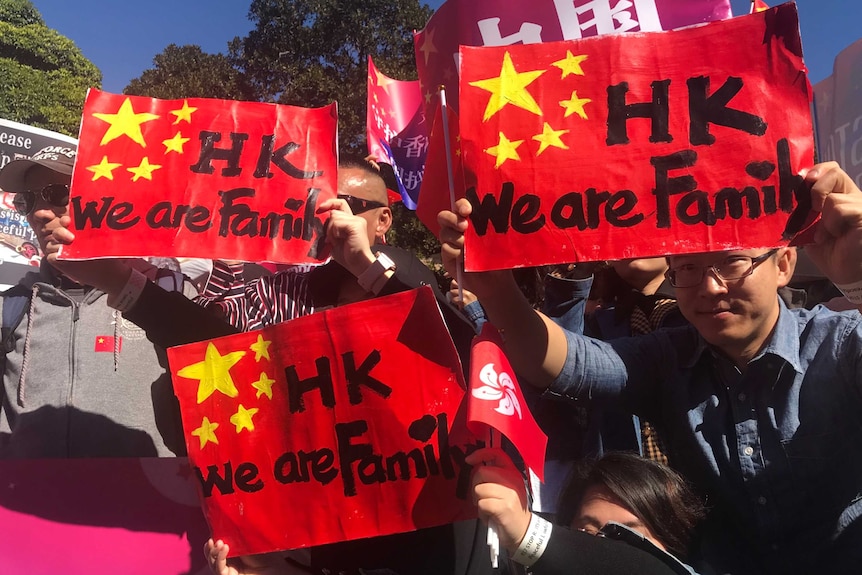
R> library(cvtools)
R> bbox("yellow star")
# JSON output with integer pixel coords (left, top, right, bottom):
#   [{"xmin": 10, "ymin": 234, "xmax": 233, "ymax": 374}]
[
  {"xmin": 468, "ymin": 52, "xmax": 546, "ymax": 122},
  {"xmin": 560, "ymin": 91, "xmax": 591, "ymax": 120},
  {"xmin": 418, "ymin": 28, "xmax": 437, "ymax": 64},
  {"xmin": 533, "ymin": 123, "xmax": 570, "ymax": 156},
  {"xmin": 86, "ymin": 156, "xmax": 122, "ymax": 181},
  {"xmin": 230, "ymin": 404, "xmax": 259, "ymax": 433},
  {"xmin": 191, "ymin": 416, "xmax": 219, "ymax": 449},
  {"xmin": 485, "ymin": 132, "xmax": 524, "ymax": 169},
  {"xmin": 552, "ymin": 51, "xmax": 588, "ymax": 78},
  {"xmin": 92, "ymin": 98, "xmax": 160, "ymax": 147},
  {"xmin": 163, "ymin": 132, "xmax": 190, "ymax": 154},
  {"xmin": 177, "ymin": 342, "xmax": 246, "ymax": 404},
  {"xmin": 375, "ymin": 69, "xmax": 394, "ymax": 94},
  {"xmin": 127, "ymin": 157, "xmax": 162, "ymax": 182},
  {"xmin": 252, "ymin": 372, "xmax": 276, "ymax": 400},
  {"xmin": 249, "ymin": 335, "xmax": 272, "ymax": 362},
  {"xmin": 170, "ymin": 100, "xmax": 197, "ymax": 124}
]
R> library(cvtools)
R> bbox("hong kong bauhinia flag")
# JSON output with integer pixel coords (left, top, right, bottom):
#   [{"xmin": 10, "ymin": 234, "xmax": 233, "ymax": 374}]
[
  {"xmin": 61, "ymin": 90, "xmax": 338, "ymax": 264},
  {"xmin": 468, "ymin": 323, "xmax": 547, "ymax": 481}
]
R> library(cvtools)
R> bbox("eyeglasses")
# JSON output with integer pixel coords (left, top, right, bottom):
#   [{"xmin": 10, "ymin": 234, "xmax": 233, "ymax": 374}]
[
  {"xmin": 666, "ymin": 249, "xmax": 779, "ymax": 288},
  {"xmin": 13, "ymin": 184, "xmax": 70, "ymax": 216},
  {"xmin": 337, "ymin": 194, "xmax": 386, "ymax": 215}
]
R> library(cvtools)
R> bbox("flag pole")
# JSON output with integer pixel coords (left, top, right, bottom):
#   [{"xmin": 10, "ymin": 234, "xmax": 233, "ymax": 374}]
[{"xmin": 438, "ymin": 85, "xmax": 465, "ymax": 306}]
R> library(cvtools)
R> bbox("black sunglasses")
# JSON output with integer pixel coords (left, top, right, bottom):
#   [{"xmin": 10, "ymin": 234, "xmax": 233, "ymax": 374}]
[
  {"xmin": 13, "ymin": 184, "xmax": 70, "ymax": 216},
  {"xmin": 337, "ymin": 194, "xmax": 386, "ymax": 215}
]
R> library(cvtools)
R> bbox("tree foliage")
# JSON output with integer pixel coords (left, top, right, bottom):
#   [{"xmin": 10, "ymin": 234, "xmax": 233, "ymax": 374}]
[
  {"xmin": 124, "ymin": 44, "xmax": 246, "ymax": 101},
  {"xmin": 0, "ymin": 0, "xmax": 100, "ymax": 136},
  {"xmin": 230, "ymin": 0, "xmax": 432, "ymax": 157}
]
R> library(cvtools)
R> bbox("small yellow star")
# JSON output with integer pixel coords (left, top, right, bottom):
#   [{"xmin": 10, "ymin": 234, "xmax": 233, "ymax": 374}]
[
  {"xmin": 249, "ymin": 335, "xmax": 272, "ymax": 362},
  {"xmin": 485, "ymin": 132, "xmax": 524, "ymax": 169},
  {"xmin": 552, "ymin": 51, "xmax": 588, "ymax": 78},
  {"xmin": 170, "ymin": 100, "xmax": 197, "ymax": 125},
  {"xmin": 163, "ymin": 132, "xmax": 190, "ymax": 154},
  {"xmin": 191, "ymin": 416, "xmax": 219, "ymax": 449},
  {"xmin": 560, "ymin": 91, "xmax": 591, "ymax": 120},
  {"xmin": 469, "ymin": 52, "xmax": 546, "ymax": 122},
  {"xmin": 177, "ymin": 342, "xmax": 247, "ymax": 404},
  {"xmin": 127, "ymin": 157, "xmax": 162, "ymax": 182},
  {"xmin": 533, "ymin": 123, "xmax": 570, "ymax": 156},
  {"xmin": 419, "ymin": 28, "xmax": 437, "ymax": 64},
  {"xmin": 86, "ymin": 156, "xmax": 122, "ymax": 181},
  {"xmin": 252, "ymin": 372, "xmax": 276, "ymax": 400},
  {"xmin": 92, "ymin": 98, "xmax": 160, "ymax": 147},
  {"xmin": 230, "ymin": 404, "xmax": 259, "ymax": 433}
]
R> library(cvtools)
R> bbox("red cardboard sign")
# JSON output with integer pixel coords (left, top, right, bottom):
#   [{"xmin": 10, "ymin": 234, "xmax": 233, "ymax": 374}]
[
  {"xmin": 459, "ymin": 4, "xmax": 815, "ymax": 270},
  {"xmin": 167, "ymin": 287, "xmax": 481, "ymax": 557},
  {"xmin": 61, "ymin": 90, "xmax": 338, "ymax": 264}
]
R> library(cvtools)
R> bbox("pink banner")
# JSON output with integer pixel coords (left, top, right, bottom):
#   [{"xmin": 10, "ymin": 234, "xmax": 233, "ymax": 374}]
[
  {"xmin": 0, "ymin": 457, "xmax": 209, "ymax": 574},
  {"xmin": 415, "ymin": 0, "xmax": 733, "ymax": 116}
]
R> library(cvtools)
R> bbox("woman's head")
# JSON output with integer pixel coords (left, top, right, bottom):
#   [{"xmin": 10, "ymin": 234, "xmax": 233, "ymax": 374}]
[{"xmin": 557, "ymin": 452, "xmax": 705, "ymax": 560}]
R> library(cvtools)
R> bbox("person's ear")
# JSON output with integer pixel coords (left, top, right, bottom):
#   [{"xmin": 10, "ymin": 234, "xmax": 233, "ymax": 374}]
[
  {"xmin": 775, "ymin": 247, "xmax": 796, "ymax": 288},
  {"xmin": 377, "ymin": 207, "xmax": 393, "ymax": 239}
]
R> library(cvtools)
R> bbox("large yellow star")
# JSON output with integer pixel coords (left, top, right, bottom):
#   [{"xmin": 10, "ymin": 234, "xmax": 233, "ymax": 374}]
[
  {"xmin": 127, "ymin": 157, "xmax": 162, "ymax": 182},
  {"xmin": 249, "ymin": 335, "xmax": 272, "ymax": 362},
  {"xmin": 163, "ymin": 132, "xmax": 190, "ymax": 154},
  {"xmin": 533, "ymin": 123, "xmax": 570, "ymax": 156},
  {"xmin": 485, "ymin": 132, "xmax": 524, "ymax": 169},
  {"xmin": 252, "ymin": 372, "xmax": 276, "ymax": 400},
  {"xmin": 191, "ymin": 416, "xmax": 219, "ymax": 449},
  {"xmin": 560, "ymin": 91, "xmax": 591, "ymax": 120},
  {"xmin": 230, "ymin": 404, "xmax": 259, "ymax": 433},
  {"xmin": 170, "ymin": 100, "xmax": 197, "ymax": 124},
  {"xmin": 552, "ymin": 51, "xmax": 588, "ymax": 78},
  {"xmin": 92, "ymin": 98, "xmax": 160, "ymax": 147},
  {"xmin": 418, "ymin": 28, "xmax": 437, "ymax": 65},
  {"xmin": 469, "ymin": 52, "xmax": 546, "ymax": 122},
  {"xmin": 86, "ymin": 156, "xmax": 122, "ymax": 181},
  {"xmin": 177, "ymin": 342, "xmax": 246, "ymax": 404},
  {"xmin": 375, "ymin": 69, "xmax": 394, "ymax": 94}
]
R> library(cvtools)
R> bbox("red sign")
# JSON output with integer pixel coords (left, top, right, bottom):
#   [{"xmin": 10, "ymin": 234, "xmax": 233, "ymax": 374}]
[
  {"xmin": 459, "ymin": 4, "xmax": 814, "ymax": 270},
  {"xmin": 167, "ymin": 287, "xmax": 481, "ymax": 557},
  {"xmin": 60, "ymin": 90, "xmax": 338, "ymax": 264}
]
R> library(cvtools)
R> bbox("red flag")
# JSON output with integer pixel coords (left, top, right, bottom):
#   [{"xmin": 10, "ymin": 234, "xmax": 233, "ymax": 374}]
[
  {"xmin": 62, "ymin": 90, "xmax": 338, "ymax": 264},
  {"xmin": 167, "ymin": 286, "xmax": 481, "ymax": 557},
  {"xmin": 750, "ymin": 0, "xmax": 769, "ymax": 13},
  {"xmin": 468, "ymin": 323, "xmax": 547, "ymax": 481},
  {"xmin": 415, "ymin": 101, "xmax": 470, "ymax": 237},
  {"xmin": 458, "ymin": 4, "xmax": 814, "ymax": 271},
  {"xmin": 94, "ymin": 335, "xmax": 121, "ymax": 352}
]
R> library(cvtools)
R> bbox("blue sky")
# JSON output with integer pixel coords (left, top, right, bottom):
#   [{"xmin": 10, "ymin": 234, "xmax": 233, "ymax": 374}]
[{"xmin": 30, "ymin": 0, "xmax": 860, "ymax": 93}]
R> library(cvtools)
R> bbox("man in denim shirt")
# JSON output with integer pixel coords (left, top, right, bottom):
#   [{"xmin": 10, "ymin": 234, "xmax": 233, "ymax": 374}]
[{"xmin": 438, "ymin": 162, "xmax": 862, "ymax": 574}]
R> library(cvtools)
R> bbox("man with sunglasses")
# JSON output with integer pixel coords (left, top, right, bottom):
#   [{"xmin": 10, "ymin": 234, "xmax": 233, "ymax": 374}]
[
  {"xmin": 437, "ymin": 162, "xmax": 862, "ymax": 575},
  {"xmin": 0, "ymin": 145, "xmax": 196, "ymax": 458}
]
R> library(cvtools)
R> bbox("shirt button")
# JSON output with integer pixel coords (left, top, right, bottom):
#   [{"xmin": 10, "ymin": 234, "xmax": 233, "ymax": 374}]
[
  {"xmin": 757, "ymin": 496, "xmax": 767, "ymax": 505},
  {"xmin": 738, "ymin": 392, "xmax": 746, "ymax": 401},
  {"xmin": 743, "ymin": 446, "xmax": 754, "ymax": 456}
]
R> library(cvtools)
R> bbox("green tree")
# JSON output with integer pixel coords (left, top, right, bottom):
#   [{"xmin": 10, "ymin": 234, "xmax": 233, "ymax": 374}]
[
  {"xmin": 230, "ymin": 0, "xmax": 432, "ymax": 157},
  {"xmin": 124, "ymin": 44, "xmax": 247, "ymax": 101},
  {"xmin": 0, "ymin": 0, "xmax": 100, "ymax": 136}
]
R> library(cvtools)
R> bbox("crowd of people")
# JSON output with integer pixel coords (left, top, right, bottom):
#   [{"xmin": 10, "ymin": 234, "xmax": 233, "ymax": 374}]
[{"xmin": 2, "ymin": 130, "xmax": 862, "ymax": 575}]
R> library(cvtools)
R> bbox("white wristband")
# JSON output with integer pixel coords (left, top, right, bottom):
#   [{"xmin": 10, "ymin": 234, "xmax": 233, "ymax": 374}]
[
  {"xmin": 835, "ymin": 279, "xmax": 862, "ymax": 304},
  {"xmin": 512, "ymin": 513, "xmax": 553, "ymax": 567},
  {"xmin": 107, "ymin": 268, "xmax": 147, "ymax": 312}
]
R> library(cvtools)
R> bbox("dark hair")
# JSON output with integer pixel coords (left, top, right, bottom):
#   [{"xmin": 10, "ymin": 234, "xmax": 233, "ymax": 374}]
[{"xmin": 556, "ymin": 452, "xmax": 705, "ymax": 560}]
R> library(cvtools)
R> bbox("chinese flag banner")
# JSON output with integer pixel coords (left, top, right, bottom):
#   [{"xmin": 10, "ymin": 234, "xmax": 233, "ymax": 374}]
[
  {"xmin": 167, "ymin": 286, "xmax": 481, "ymax": 557},
  {"xmin": 468, "ymin": 324, "xmax": 547, "ymax": 481},
  {"xmin": 414, "ymin": 0, "xmax": 732, "ymax": 120},
  {"xmin": 459, "ymin": 3, "xmax": 814, "ymax": 271},
  {"xmin": 60, "ymin": 90, "xmax": 338, "ymax": 264}
]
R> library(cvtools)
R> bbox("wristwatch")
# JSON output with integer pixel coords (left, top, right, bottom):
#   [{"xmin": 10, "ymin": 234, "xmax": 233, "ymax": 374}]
[{"xmin": 357, "ymin": 251, "xmax": 397, "ymax": 295}]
